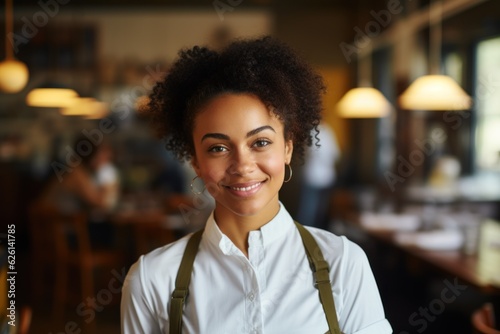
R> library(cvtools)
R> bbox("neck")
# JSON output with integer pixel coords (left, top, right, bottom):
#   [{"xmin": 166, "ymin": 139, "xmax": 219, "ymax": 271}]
[{"xmin": 214, "ymin": 200, "xmax": 280, "ymax": 258}]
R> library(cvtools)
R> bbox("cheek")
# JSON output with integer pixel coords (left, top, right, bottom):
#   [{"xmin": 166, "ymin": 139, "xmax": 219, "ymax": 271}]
[
  {"xmin": 198, "ymin": 161, "xmax": 227, "ymax": 194},
  {"xmin": 261, "ymin": 155, "xmax": 285, "ymax": 178}
]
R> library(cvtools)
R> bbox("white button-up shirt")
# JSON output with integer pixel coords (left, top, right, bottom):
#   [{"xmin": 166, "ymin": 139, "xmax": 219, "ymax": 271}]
[{"xmin": 121, "ymin": 205, "xmax": 392, "ymax": 334}]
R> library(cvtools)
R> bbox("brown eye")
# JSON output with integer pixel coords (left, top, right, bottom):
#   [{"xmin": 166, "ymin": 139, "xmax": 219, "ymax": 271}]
[
  {"xmin": 253, "ymin": 139, "xmax": 271, "ymax": 148},
  {"xmin": 208, "ymin": 145, "xmax": 228, "ymax": 153}
]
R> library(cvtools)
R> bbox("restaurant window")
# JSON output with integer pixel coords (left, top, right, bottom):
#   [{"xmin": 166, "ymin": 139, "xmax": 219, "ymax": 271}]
[{"xmin": 474, "ymin": 36, "xmax": 500, "ymax": 173}]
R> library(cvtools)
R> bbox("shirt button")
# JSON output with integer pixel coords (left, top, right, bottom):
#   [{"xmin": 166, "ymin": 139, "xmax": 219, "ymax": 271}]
[{"xmin": 247, "ymin": 292, "xmax": 255, "ymax": 301}]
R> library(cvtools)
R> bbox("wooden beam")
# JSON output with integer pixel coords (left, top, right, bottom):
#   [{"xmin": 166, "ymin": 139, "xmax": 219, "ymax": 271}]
[{"xmin": 359, "ymin": 0, "xmax": 490, "ymax": 57}]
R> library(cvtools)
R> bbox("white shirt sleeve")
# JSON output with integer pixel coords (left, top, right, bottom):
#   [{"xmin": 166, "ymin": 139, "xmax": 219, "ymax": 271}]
[
  {"xmin": 121, "ymin": 258, "xmax": 162, "ymax": 334},
  {"xmin": 338, "ymin": 238, "xmax": 392, "ymax": 334}
]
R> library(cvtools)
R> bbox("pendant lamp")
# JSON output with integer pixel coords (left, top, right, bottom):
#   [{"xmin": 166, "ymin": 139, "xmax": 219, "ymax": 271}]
[
  {"xmin": 26, "ymin": 88, "xmax": 79, "ymax": 107},
  {"xmin": 0, "ymin": 0, "xmax": 29, "ymax": 93},
  {"xmin": 337, "ymin": 87, "xmax": 392, "ymax": 118},
  {"xmin": 60, "ymin": 97, "xmax": 109, "ymax": 119},
  {"xmin": 399, "ymin": 0, "xmax": 472, "ymax": 110},
  {"xmin": 336, "ymin": 44, "xmax": 392, "ymax": 118}
]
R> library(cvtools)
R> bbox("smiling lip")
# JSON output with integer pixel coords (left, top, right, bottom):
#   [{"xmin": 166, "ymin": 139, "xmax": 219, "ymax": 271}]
[{"xmin": 224, "ymin": 181, "xmax": 265, "ymax": 197}]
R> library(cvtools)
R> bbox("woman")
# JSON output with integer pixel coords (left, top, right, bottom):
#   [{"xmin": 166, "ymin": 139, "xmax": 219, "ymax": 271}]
[{"xmin": 121, "ymin": 37, "xmax": 391, "ymax": 334}]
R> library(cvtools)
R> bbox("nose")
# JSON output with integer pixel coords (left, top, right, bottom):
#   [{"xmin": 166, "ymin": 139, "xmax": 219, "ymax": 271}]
[{"xmin": 228, "ymin": 149, "xmax": 254, "ymax": 176}]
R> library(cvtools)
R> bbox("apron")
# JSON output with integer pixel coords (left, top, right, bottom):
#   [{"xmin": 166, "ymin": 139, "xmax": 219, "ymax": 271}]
[{"xmin": 169, "ymin": 221, "xmax": 341, "ymax": 334}]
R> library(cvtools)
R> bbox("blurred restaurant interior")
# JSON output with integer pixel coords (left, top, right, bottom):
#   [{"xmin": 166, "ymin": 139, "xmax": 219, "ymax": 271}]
[{"xmin": 1, "ymin": 0, "xmax": 500, "ymax": 333}]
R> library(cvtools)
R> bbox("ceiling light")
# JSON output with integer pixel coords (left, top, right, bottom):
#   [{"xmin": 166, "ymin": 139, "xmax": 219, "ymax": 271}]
[
  {"xmin": 399, "ymin": 75, "xmax": 472, "ymax": 110},
  {"xmin": 0, "ymin": 0, "xmax": 29, "ymax": 93},
  {"xmin": 60, "ymin": 97, "xmax": 108, "ymax": 118},
  {"xmin": 398, "ymin": 0, "xmax": 472, "ymax": 111},
  {"xmin": 26, "ymin": 88, "xmax": 79, "ymax": 108},
  {"xmin": 337, "ymin": 87, "xmax": 392, "ymax": 118}
]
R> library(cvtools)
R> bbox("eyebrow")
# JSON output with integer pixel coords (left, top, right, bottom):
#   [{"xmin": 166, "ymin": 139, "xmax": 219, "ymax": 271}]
[{"xmin": 201, "ymin": 125, "xmax": 276, "ymax": 142}]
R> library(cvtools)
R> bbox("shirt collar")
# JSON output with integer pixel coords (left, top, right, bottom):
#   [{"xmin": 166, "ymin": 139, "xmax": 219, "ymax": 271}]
[{"xmin": 203, "ymin": 202, "xmax": 295, "ymax": 255}]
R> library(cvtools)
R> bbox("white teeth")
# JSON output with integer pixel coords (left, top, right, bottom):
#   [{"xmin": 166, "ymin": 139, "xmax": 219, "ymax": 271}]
[{"xmin": 230, "ymin": 183, "xmax": 261, "ymax": 192}]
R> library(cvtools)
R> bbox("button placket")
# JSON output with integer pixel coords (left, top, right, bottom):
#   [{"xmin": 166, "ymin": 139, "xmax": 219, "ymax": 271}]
[
  {"xmin": 244, "ymin": 265, "xmax": 261, "ymax": 334},
  {"xmin": 245, "ymin": 231, "xmax": 264, "ymax": 334}
]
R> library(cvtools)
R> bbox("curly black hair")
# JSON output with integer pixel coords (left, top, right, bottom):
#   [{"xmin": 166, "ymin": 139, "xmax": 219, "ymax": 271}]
[{"xmin": 145, "ymin": 36, "xmax": 325, "ymax": 164}]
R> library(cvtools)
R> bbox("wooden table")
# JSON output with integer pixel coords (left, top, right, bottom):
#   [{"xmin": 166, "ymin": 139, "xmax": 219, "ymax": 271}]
[
  {"xmin": 110, "ymin": 192, "xmax": 210, "ymax": 259},
  {"xmin": 350, "ymin": 216, "xmax": 500, "ymax": 295}
]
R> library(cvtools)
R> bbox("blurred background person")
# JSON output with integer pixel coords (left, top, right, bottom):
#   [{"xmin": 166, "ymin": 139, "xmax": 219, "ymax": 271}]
[
  {"xmin": 94, "ymin": 141, "xmax": 121, "ymax": 212},
  {"xmin": 296, "ymin": 121, "xmax": 340, "ymax": 230},
  {"xmin": 37, "ymin": 136, "xmax": 120, "ymax": 248},
  {"xmin": 89, "ymin": 140, "xmax": 121, "ymax": 247}
]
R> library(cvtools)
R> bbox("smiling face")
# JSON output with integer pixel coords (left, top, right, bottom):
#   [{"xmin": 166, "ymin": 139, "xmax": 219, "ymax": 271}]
[{"xmin": 191, "ymin": 93, "xmax": 293, "ymax": 224}]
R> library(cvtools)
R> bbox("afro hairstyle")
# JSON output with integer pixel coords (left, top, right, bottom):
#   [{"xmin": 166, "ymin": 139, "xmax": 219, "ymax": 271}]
[{"xmin": 144, "ymin": 36, "xmax": 325, "ymax": 164}]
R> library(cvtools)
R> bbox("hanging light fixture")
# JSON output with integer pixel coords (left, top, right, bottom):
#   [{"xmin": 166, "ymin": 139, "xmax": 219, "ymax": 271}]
[
  {"xmin": 336, "ymin": 43, "xmax": 392, "ymax": 118},
  {"xmin": 399, "ymin": 0, "xmax": 472, "ymax": 110},
  {"xmin": 399, "ymin": 75, "xmax": 471, "ymax": 110},
  {"xmin": 337, "ymin": 87, "xmax": 392, "ymax": 118},
  {"xmin": 60, "ymin": 97, "xmax": 108, "ymax": 118},
  {"xmin": 26, "ymin": 88, "xmax": 79, "ymax": 107},
  {"xmin": 0, "ymin": 0, "xmax": 29, "ymax": 93}
]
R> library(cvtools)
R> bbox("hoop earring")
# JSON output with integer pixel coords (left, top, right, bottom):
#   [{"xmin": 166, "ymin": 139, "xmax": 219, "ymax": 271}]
[
  {"xmin": 284, "ymin": 164, "xmax": 293, "ymax": 183},
  {"xmin": 190, "ymin": 176, "xmax": 205, "ymax": 195}
]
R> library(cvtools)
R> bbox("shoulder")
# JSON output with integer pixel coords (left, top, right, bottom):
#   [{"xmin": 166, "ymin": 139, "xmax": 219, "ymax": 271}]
[
  {"xmin": 122, "ymin": 233, "xmax": 196, "ymax": 320},
  {"xmin": 304, "ymin": 226, "xmax": 364, "ymax": 255},
  {"xmin": 302, "ymin": 226, "xmax": 370, "ymax": 272},
  {"xmin": 124, "ymin": 233, "xmax": 194, "ymax": 293},
  {"xmin": 139, "ymin": 233, "xmax": 192, "ymax": 275},
  {"xmin": 122, "ymin": 234, "xmax": 198, "ymax": 333}
]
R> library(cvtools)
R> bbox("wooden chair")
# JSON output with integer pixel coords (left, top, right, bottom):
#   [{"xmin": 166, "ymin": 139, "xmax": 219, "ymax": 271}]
[
  {"xmin": 30, "ymin": 203, "xmax": 124, "ymax": 328},
  {"xmin": 472, "ymin": 303, "xmax": 500, "ymax": 334},
  {"xmin": 28, "ymin": 202, "xmax": 58, "ymax": 300}
]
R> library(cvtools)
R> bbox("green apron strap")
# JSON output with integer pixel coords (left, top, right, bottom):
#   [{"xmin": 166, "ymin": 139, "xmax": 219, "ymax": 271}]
[
  {"xmin": 170, "ymin": 223, "xmax": 341, "ymax": 334},
  {"xmin": 295, "ymin": 222, "xmax": 342, "ymax": 334},
  {"xmin": 169, "ymin": 229, "xmax": 204, "ymax": 334}
]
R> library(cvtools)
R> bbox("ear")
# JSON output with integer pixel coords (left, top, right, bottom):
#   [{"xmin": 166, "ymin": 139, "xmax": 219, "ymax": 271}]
[
  {"xmin": 191, "ymin": 156, "xmax": 201, "ymax": 175},
  {"xmin": 284, "ymin": 139, "xmax": 293, "ymax": 164}
]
